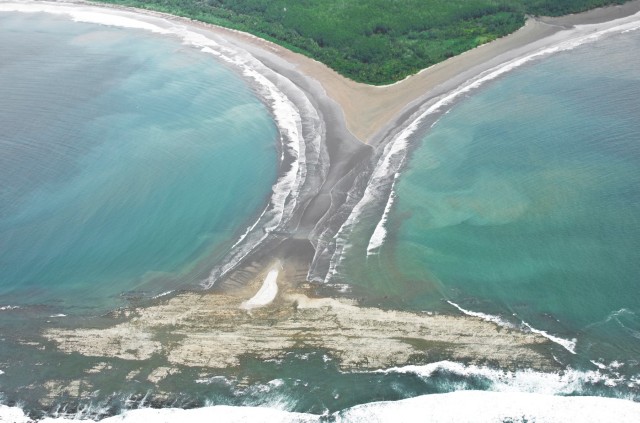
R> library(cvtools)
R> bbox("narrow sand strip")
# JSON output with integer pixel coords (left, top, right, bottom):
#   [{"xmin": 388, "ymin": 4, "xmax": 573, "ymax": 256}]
[{"xmin": 240, "ymin": 261, "xmax": 281, "ymax": 310}]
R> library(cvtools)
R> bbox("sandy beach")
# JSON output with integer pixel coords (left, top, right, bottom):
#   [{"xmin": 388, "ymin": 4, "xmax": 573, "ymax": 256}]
[
  {"xmin": 3, "ymin": 0, "xmax": 640, "ymax": 403},
  {"xmin": 175, "ymin": 0, "xmax": 640, "ymax": 143}
]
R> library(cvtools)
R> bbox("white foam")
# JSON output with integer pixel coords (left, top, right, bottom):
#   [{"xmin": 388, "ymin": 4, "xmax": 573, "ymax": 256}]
[
  {"xmin": 36, "ymin": 405, "xmax": 319, "ymax": 423},
  {"xmin": 324, "ymin": 127, "xmax": 414, "ymax": 280},
  {"xmin": 0, "ymin": 404, "xmax": 31, "ymax": 423},
  {"xmin": 187, "ymin": 23, "xmax": 326, "ymax": 289},
  {"xmin": 0, "ymin": 305, "xmax": 20, "ymax": 311},
  {"xmin": 152, "ymin": 290, "xmax": 174, "ymax": 299},
  {"xmin": 336, "ymin": 390, "xmax": 640, "ymax": 423},
  {"xmin": 446, "ymin": 301, "xmax": 515, "ymax": 328},
  {"xmin": 229, "ymin": 203, "xmax": 270, "ymax": 250},
  {"xmin": 48, "ymin": 314, "xmax": 67, "ymax": 318},
  {"xmin": 591, "ymin": 360, "xmax": 608, "ymax": 370},
  {"xmin": 446, "ymin": 301, "xmax": 577, "ymax": 354},
  {"xmin": 240, "ymin": 261, "xmax": 281, "ymax": 310},
  {"xmin": 377, "ymin": 360, "xmax": 629, "ymax": 394},
  {"xmin": 180, "ymin": 29, "xmax": 313, "ymax": 289},
  {"xmin": 366, "ymin": 176, "xmax": 398, "ymax": 256},
  {"xmin": 4, "ymin": 390, "xmax": 640, "ymax": 423},
  {"xmin": 195, "ymin": 375, "xmax": 232, "ymax": 385},
  {"xmin": 522, "ymin": 322, "xmax": 577, "ymax": 355},
  {"xmin": 0, "ymin": 3, "xmax": 170, "ymax": 33}
]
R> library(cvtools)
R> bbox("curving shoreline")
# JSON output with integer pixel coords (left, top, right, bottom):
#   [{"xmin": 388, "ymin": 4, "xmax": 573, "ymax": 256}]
[
  {"xmin": 167, "ymin": 0, "xmax": 640, "ymax": 144},
  {"xmin": 8, "ymin": 1, "xmax": 638, "ymax": 289}
]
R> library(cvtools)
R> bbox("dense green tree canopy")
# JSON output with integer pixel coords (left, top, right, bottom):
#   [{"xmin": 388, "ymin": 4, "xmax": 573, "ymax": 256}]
[{"xmin": 99, "ymin": 0, "xmax": 629, "ymax": 84}]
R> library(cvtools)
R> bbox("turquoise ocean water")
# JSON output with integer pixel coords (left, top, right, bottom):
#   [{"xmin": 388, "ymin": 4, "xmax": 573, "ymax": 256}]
[
  {"xmin": 0, "ymin": 12, "xmax": 277, "ymax": 314},
  {"xmin": 1, "ymin": 6, "xmax": 640, "ymax": 422}
]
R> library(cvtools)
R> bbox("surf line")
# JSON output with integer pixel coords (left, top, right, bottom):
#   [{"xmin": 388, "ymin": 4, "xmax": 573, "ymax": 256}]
[
  {"xmin": 240, "ymin": 260, "xmax": 282, "ymax": 310},
  {"xmin": 521, "ymin": 322, "xmax": 577, "ymax": 355},
  {"xmin": 447, "ymin": 301, "xmax": 577, "ymax": 354}
]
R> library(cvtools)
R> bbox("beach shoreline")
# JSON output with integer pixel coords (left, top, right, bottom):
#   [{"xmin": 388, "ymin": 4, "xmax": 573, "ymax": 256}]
[
  {"xmin": 26, "ymin": 0, "xmax": 640, "ymax": 144},
  {"xmin": 128, "ymin": 0, "xmax": 640, "ymax": 144},
  {"xmin": 2, "ymin": 0, "xmax": 639, "ymax": 351}
]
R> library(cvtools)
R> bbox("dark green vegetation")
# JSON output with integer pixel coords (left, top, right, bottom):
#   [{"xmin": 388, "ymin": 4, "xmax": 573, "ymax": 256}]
[{"xmin": 97, "ymin": 0, "xmax": 630, "ymax": 84}]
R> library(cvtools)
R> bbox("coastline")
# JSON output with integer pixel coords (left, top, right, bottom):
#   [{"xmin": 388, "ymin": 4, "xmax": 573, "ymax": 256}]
[
  {"xmin": 2, "ymin": 0, "xmax": 640, "ymax": 418},
  {"xmin": 3, "ymin": 0, "xmax": 639, "ymax": 362},
  {"xmin": 22, "ymin": 0, "xmax": 640, "ymax": 145},
  {"xmin": 8, "ymin": 1, "xmax": 636, "ymax": 287},
  {"xmin": 158, "ymin": 0, "xmax": 640, "ymax": 144}
]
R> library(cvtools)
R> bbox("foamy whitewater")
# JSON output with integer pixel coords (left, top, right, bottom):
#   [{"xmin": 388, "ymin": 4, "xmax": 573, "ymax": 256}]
[
  {"xmin": 3, "ymin": 390, "xmax": 640, "ymax": 422},
  {"xmin": 446, "ymin": 301, "xmax": 577, "ymax": 354}
]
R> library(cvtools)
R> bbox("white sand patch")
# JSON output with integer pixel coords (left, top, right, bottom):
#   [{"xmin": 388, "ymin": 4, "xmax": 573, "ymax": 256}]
[{"xmin": 240, "ymin": 261, "xmax": 281, "ymax": 310}]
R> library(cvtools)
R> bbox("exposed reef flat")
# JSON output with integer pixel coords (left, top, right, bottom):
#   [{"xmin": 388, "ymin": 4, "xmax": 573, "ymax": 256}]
[{"xmin": 44, "ymin": 258, "xmax": 557, "ymax": 372}]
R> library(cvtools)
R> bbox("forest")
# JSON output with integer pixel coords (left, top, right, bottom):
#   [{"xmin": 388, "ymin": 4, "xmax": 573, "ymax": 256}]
[{"xmin": 96, "ymin": 0, "xmax": 630, "ymax": 84}]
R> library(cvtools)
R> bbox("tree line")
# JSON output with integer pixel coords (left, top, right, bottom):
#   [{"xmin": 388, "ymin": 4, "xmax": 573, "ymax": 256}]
[{"xmin": 98, "ymin": 0, "xmax": 630, "ymax": 84}]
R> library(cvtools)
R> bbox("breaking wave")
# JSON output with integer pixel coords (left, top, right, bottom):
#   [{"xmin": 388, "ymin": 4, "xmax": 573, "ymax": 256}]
[
  {"xmin": 3, "ymin": 389, "xmax": 640, "ymax": 422},
  {"xmin": 447, "ymin": 301, "xmax": 577, "ymax": 354}
]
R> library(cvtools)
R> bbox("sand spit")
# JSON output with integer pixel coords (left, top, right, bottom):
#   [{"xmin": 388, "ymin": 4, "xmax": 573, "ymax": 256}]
[
  {"xmin": 45, "ymin": 270, "xmax": 557, "ymax": 372},
  {"xmin": 166, "ymin": 0, "xmax": 640, "ymax": 143}
]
